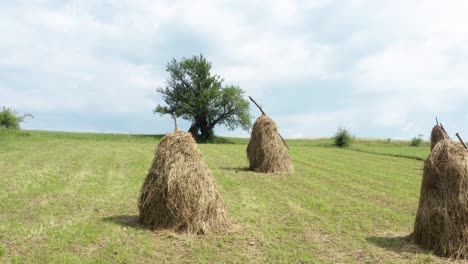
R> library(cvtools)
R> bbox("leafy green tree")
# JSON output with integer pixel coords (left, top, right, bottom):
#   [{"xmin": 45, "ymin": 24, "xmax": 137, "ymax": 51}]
[
  {"xmin": 0, "ymin": 106, "xmax": 33, "ymax": 130},
  {"xmin": 410, "ymin": 134, "xmax": 424, "ymax": 147},
  {"xmin": 333, "ymin": 127, "xmax": 353, "ymax": 147},
  {"xmin": 154, "ymin": 54, "xmax": 251, "ymax": 142}
]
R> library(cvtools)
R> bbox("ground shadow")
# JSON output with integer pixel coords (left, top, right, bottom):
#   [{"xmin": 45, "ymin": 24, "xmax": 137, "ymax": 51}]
[
  {"xmin": 130, "ymin": 134, "xmax": 165, "ymax": 140},
  {"xmin": 103, "ymin": 215, "xmax": 141, "ymax": 229},
  {"xmin": 366, "ymin": 235, "xmax": 429, "ymax": 255},
  {"xmin": 351, "ymin": 149, "xmax": 425, "ymax": 161},
  {"xmin": 219, "ymin": 167, "xmax": 250, "ymax": 172},
  {"xmin": 130, "ymin": 134, "xmax": 238, "ymax": 144},
  {"xmin": 198, "ymin": 137, "xmax": 236, "ymax": 144}
]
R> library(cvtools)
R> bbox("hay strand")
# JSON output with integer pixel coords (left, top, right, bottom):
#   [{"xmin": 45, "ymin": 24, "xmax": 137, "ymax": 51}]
[
  {"xmin": 411, "ymin": 125, "xmax": 468, "ymax": 259},
  {"xmin": 138, "ymin": 131, "xmax": 231, "ymax": 234},
  {"xmin": 247, "ymin": 115, "xmax": 293, "ymax": 173}
]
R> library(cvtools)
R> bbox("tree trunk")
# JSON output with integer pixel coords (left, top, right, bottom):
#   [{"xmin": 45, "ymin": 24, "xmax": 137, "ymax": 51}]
[
  {"xmin": 201, "ymin": 127, "xmax": 215, "ymax": 142},
  {"xmin": 187, "ymin": 117, "xmax": 216, "ymax": 142},
  {"xmin": 188, "ymin": 122, "xmax": 198, "ymax": 139},
  {"xmin": 198, "ymin": 119, "xmax": 210, "ymax": 142},
  {"xmin": 188, "ymin": 117, "xmax": 204, "ymax": 142}
]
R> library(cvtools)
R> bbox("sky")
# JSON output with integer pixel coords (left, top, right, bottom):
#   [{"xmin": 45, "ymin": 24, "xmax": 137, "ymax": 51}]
[{"xmin": 1, "ymin": 0, "xmax": 468, "ymax": 139}]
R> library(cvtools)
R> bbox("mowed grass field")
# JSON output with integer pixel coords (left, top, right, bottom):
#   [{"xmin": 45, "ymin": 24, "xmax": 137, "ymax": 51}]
[{"xmin": 0, "ymin": 129, "xmax": 464, "ymax": 263}]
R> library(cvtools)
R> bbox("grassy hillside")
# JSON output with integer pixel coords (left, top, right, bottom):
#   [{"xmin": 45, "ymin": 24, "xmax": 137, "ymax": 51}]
[{"xmin": 0, "ymin": 129, "xmax": 461, "ymax": 263}]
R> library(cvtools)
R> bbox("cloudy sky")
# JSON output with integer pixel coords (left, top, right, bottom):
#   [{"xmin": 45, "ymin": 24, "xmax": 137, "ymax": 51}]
[{"xmin": 1, "ymin": 0, "xmax": 468, "ymax": 139}]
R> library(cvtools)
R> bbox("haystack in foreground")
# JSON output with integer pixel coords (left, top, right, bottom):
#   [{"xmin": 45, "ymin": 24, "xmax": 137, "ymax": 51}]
[
  {"xmin": 411, "ymin": 125, "xmax": 468, "ymax": 259},
  {"xmin": 138, "ymin": 130, "xmax": 231, "ymax": 234},
  {"xmin": 247, "ymin": 115, "xmax": 293, "ymax": 173}
]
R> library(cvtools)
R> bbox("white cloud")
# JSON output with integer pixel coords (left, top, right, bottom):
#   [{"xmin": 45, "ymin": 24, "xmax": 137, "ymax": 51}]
[
  {"xmin": 2, "ymin": 0, "xmax": 468, "ymax": 138},
  {"xmin": 402, "ymin": 121, "xmax": 414, "ymax": 133},
  {"xmin": 141, "ymin": 0, "xmax": 337, "ymax": 94},
  {"xmin": 350, "ymin": 0, "xmax": 468, "ymax": 130},
  {"xmin": 0, "ymin": 0, "xmax": 335, "ymax": 113},
  {"xmin": 0, "ymin": 2, "xmax": 167, "ymax": 117},
  {"xmin": 276, "ymin": 109, "xmax": 361, "ymax": 138}
]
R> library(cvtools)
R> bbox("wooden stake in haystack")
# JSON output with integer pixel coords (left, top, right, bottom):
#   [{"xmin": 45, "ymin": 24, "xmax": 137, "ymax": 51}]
[
  {"xmin": 410, "ymin": 120, "xmax": 468, "ymax": 259},
  {"xmin": 246, "ymin": 96, "xmax": 293, "ymax": 173},
  {"xmin": 430, "ymin": 119, "xmax": 450, "ymax": 150},
  {"xmin": 138, "ymin": 114, "xmax": 231, "ymax": 234}
]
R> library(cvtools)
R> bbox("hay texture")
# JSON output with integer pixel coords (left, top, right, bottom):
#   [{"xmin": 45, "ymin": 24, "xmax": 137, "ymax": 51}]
[
  {"xmin": 138, "ymin": 131, "xmax": 231, "ymax": 234},
  {"xmin": 412, "ymin": 126, "xmax": 468, "ymax": 259},
  {"xmin": 247, "ymin": 115, "xmax": 293, "ymax": 173},
  {"xmin": 430, "ymin": 125, "xmax": 450, "ymax": 150}
]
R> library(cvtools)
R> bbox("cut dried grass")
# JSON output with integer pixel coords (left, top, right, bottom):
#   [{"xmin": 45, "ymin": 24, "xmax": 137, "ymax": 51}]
[
  {"xmin": 247, "ymin": 115, "xmax": 293, "ymax": 173},
  {"xmin": 411, "ymin": 125, "xmax": 468, "ymax": 259},
  {"xmin": 138, "ymin": 131, "xmax": 231, "ymax": 234},
  {"xmin": 430, "ymin": 125, "xmax": 449, "ymax": 150}
]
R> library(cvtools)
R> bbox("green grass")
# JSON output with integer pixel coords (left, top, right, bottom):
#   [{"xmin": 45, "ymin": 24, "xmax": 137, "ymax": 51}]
[{"xmin": 0, "ymin": 129, "xmax": 461, "ymax": 263}]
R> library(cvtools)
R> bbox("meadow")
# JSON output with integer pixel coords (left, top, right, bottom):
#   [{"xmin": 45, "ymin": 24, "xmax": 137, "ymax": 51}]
[{"xmin": 0, "ymin": 129, "xmax": 464, "ymax": 263}]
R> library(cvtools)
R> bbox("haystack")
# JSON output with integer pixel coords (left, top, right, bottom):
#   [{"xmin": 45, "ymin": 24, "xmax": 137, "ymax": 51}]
[
  {"xmin": 430, "ymin": 124, "xmax": 449, "ymax": 150},
  {"xmin": 411, "ymin": 125, "xmax": 468, "ymax": 259},
  {"xmin": 247, "ymin": 114, "xmax": 293, "ymax": 173},
  {"xmin": 138, "ymin": 127, "xmax": 231, "ymax": 234}
]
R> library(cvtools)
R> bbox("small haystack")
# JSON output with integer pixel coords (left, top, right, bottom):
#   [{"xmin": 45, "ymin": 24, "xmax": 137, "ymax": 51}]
[
  {"xmin": 138, "ymin": 117, "xmax": 231, "ymax": 234},
  {"xmin": 246, "ymin": 97, "xmax": 293, "ymax": 173},
  {"xmin": 411, "ymin": 124, "xmax": 468, "ymax": 259}
]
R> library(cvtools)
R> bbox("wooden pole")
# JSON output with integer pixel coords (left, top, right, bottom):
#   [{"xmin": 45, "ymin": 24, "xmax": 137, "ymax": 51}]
[
  {"xmin": 456, "ymin": 133, "xmax": 468, "ymax": 149},
  {"xmin": 278, "ymin": 134, "xmax": 290, "ymax": 150},
  {"xmin": 172, "ymin": 113, "xmax": 178, "ymax": 131},
  {"xmin": 440, "ymin": 123, "xmax": 448, "ymax": 135},
  {"xmin": 249, "ymin": 96, "xmax": 266, "ymax": 115}
]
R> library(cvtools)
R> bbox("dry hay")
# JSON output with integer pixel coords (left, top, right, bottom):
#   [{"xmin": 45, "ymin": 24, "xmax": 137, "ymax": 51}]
[
  {"xmin": 411, "ymin": 126, "xmax": 468, "ymax": 259},
  {"xmin": 430, "ymin": 124, "xmax": 450, "ymax": 150},
  {"xmin": 247, "ymin": 115, "xmax": 293, "ymax": 173},
  {"xmin": 138, "ymin": 130, "xmax": 231, "ymax": 234}
]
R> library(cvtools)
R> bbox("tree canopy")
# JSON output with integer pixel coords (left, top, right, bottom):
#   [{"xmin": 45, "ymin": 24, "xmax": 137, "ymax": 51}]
[
  {"xmin": 0, "ymin": 106, "xmax": 33, "ymax": 130},
  {"xmin": 154, "ymin": 54, "xmax": 251, "ymax": 142}
]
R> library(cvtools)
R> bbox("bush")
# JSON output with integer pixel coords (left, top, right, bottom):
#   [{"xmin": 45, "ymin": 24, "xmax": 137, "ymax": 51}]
[
  {"xmin": 410, "ymin": 136, "xmax": 423, "ymax": 147},
  {"xmin": 0, "ymin": 106, "xmax": 33, "ymax": 130},
  {"xmin": 333, "ymin": 127, "xmax": 353, "ymax": 147}
]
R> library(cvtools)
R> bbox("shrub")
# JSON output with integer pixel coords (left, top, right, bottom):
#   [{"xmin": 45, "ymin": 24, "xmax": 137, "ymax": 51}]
[
  {"xmin": 333, "ymin": 127, "xmax": 353, "ymax": 147},
  {"xmin": 0, "ymin": 106, "xmax": 33, "ymax": 130},
  {"xmin": 410, "ymin": 136, "xmax": 423, "ymax": 147}
]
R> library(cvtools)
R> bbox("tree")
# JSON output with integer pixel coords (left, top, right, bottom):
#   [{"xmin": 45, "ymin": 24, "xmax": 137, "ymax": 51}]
[
  {"xmin": 0, "ymin": 106, "xmax": 33, "ymax": 130},
  {"xmin": 333, "ymin": 127, "xmax": 353, "ymax": 147},
  {"xmin": 154, "ymin": 54, "xmax": 251, "ymax": 142}
]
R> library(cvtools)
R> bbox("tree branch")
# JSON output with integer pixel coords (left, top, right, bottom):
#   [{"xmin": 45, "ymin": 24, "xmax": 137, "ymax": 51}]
[{"xmin": 210, "ymin": 106, "xmax": 237, "ymax": 127}]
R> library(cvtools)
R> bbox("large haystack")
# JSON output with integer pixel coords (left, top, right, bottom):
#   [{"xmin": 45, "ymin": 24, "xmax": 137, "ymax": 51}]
[
  {"xmin": 247, "ymin": 114, "xmax": 293, "ymax": 173},
  {"xmin": 411, "ymin": 125, "xmax": 468, "ymax": 259},
  {"xmin": 138, "ymin": 130, "xmax": 231, "ymax": 234}
]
